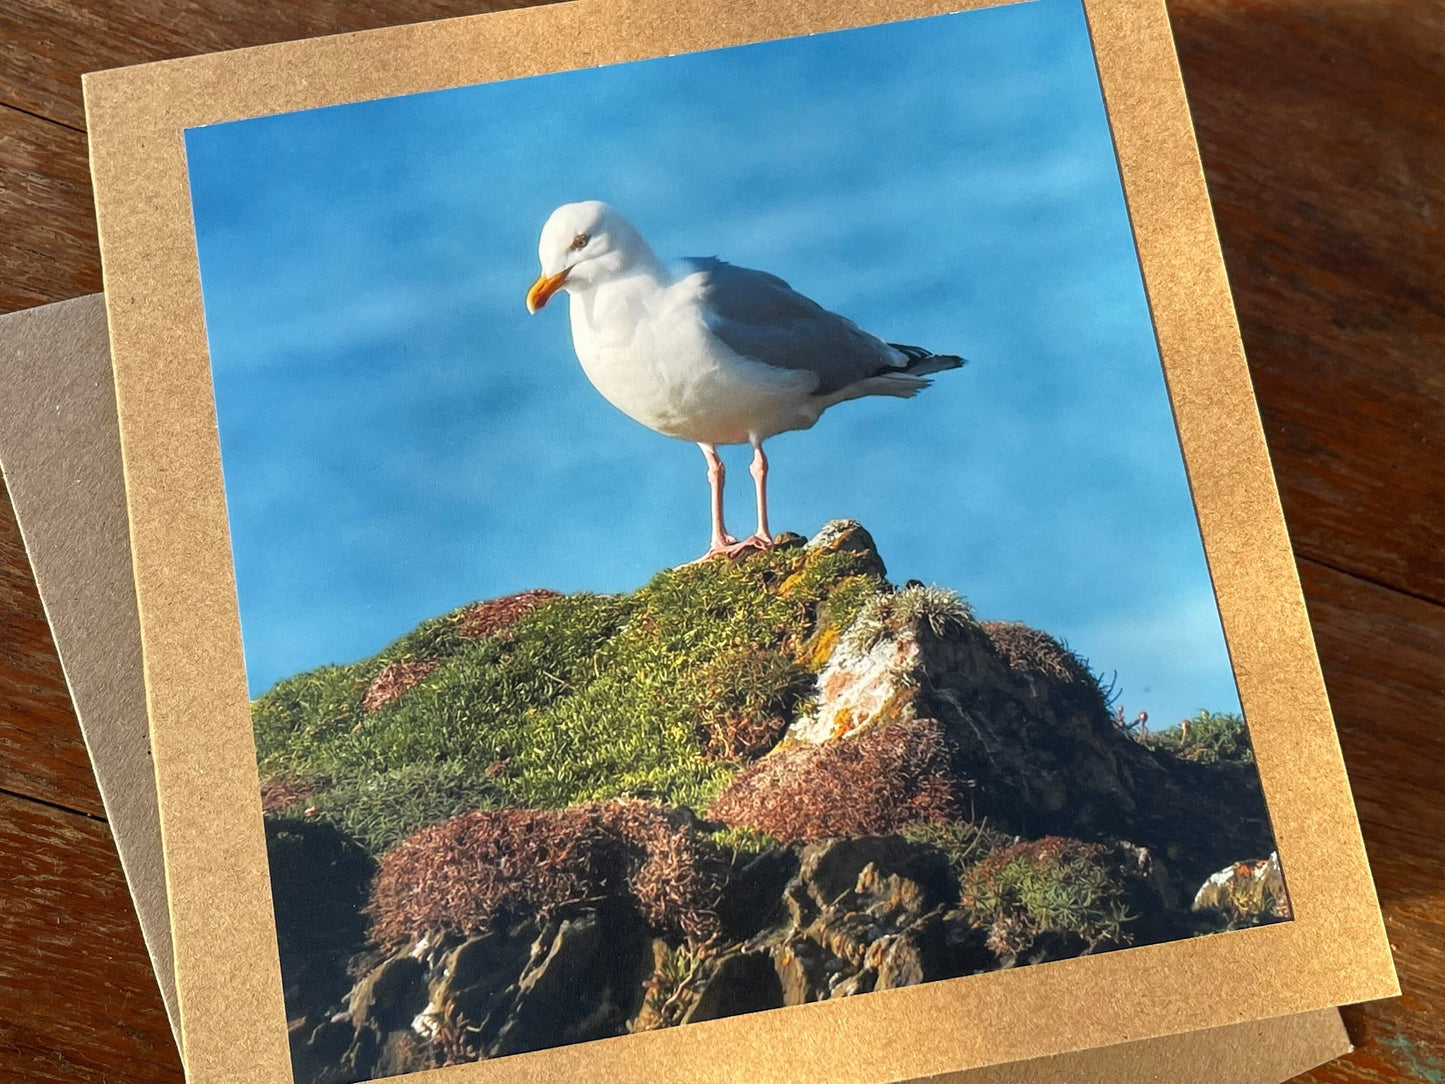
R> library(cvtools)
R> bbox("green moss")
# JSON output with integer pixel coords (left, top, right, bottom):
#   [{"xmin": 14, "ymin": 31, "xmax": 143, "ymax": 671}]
[
  {"xmin": 254, "ymin": 543, "xmax": 888, "ymax": 855},
  {"xmin": 1138, "ymin": 710, "xmax": 1254, "ymax": 764}
]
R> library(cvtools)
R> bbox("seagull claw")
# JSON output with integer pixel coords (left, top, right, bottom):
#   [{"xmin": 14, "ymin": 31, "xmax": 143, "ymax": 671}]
[
  {"xmin": 678, "ymin": 535, "xmax": 740, "ymax": 568},
  {"xmin": 678, "ymin": 533, "xmax": 776, "ymax": 568},
  {"xmin": 722, "ymin": 534, "xmax": 774, "ymax": 559}
]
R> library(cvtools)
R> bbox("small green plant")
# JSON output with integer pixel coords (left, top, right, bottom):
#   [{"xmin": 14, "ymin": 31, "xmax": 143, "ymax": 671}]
[
  {"xmin": 1138, "ymin": 710, "xmax": 1254, "ymax": 764},
  {"xmin": 633, "ymin": 942, "xmax": 705, "ymax": 1032},
  {"xmin": 960, "ymin": 837, "xmax": 1138, "ymax": 959},
  {"xmin": 842, "ymin": 584, "xmax": 974, "ymax": 654},
  {"xmin": 902, "ymin": 818, "xmax": 1015, "ymax": 885}
]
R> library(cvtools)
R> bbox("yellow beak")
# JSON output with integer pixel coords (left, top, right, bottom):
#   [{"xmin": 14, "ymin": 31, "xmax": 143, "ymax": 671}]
[{"xmin": 526, "ymin": 268, "xmax": 570, "ymax": 313}]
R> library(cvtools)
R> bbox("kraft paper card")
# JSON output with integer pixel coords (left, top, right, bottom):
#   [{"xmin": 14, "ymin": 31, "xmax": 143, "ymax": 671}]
[
  {"xmin": 0, "ymin": 291, "xmax": 1357, "ymax": 1083},
  {"xmin": 0, "ymin": 294, "xmax": 1365, "ymax": 1083},
  {"xmin": 80, "ymin": 0, "xmax": 1397, "ymax": 1077}
]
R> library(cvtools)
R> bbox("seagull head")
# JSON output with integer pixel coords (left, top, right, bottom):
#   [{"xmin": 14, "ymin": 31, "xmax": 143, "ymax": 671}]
[{"xmin": 526, "ymin": 201, "xmax": 659, "ymax": 313}]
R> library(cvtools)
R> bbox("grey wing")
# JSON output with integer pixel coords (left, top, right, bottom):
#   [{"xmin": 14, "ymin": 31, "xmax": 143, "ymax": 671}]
[{"xmin": 678, "ymin": 257, "xmax": 904, "ymax": 396}]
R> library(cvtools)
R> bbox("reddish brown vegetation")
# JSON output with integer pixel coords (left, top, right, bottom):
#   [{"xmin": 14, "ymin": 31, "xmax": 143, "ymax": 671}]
[
  {"xmin": 456, "ymin": 589, "xmax": 562, "ymax": 639},
  {"xmin": 702, "ymin": 711, "xmax": 792, "ymax": 762},
  {"xmin": 980, "ymin": 621, "xmax": 1093, "ymax": 686},
  {"xmin": 369, "ymin": 801, "xmax": 728, "ymax": 950},
  {"xmin": 708, "ymin": 718, "xmax": 961, "ymax": 841},
  {"xmin": 361, "ymin": 659, "xmax": 439, "ymax": 713},
  {"xmin": 260, "ymin": 777, "xmax": 320, "ymax": 815}
]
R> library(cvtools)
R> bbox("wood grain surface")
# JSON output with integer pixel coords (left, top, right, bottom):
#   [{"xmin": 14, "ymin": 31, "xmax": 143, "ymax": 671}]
[{"xmin": 0, "ymin": 1, "xmax": 1440, "ymax": 1081}]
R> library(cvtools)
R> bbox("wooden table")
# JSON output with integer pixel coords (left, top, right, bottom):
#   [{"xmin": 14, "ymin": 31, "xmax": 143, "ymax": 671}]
[{"xmin": 1, "ymin": 1, "xmax": 1440, "ymax": 1080}]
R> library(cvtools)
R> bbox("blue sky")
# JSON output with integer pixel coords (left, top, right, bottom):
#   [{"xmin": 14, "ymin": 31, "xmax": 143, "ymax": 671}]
[{"xmin": 185, "ymin": 0, "xmax": 1241, "ymax": 725}]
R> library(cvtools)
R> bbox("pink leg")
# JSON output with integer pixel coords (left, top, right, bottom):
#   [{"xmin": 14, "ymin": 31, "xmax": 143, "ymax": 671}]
[
  {"xmin": 724, "ymin": 442, "xmax": 775, "ymax": 557},
  {"xmin": 750, "ymin": 443, "xmax": 772, "ymax": 543},
  {"xmin": 681, "ymin": 443, "xmax": 738, "ymax": 565}
]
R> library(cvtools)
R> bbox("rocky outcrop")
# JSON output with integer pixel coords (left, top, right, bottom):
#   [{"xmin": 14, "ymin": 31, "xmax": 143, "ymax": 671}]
[
  {"xmin": 262, "ymin": 519, "xmax": 1283, "ymax": 1084},
  {"xmin": 711, "ymin": 574, "xmax": 1273, "ymax": 893},
  {"xmin": 292, "ymin": 902, "xmax": 654, "ymax": 1082},
  {"xmin": 753, "ymin": 836, "xmax": 991, "ymax": 1004}
]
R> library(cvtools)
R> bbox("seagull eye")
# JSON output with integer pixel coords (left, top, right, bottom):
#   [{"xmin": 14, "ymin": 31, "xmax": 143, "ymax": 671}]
[{"xmin": 569, "ymin": 232, "xmax": 590, "ymax": 251}]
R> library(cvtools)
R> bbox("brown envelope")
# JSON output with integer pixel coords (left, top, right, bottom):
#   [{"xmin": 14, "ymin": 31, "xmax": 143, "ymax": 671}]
[
  {"xmin": 0, "ymin": 293, "xmax": 1351, "ymax": 1081},
  {"xmin": 0, "ymin": 293, "xmax": 179, "ymax": 1043}
]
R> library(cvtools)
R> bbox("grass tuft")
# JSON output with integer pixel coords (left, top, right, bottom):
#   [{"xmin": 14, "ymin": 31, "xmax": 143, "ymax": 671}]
[
  {"xmin": 842, "ymin": 584, "xmax": 974, "ymax": 654},
  {"xmin": 1138, "ymin": 711, "xmax": 1254, "ymax": 763}
]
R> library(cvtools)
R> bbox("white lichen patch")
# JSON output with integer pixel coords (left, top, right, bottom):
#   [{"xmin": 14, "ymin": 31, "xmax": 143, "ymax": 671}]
[
  {"xmin": 784, "ymin": 584, "xmax": 975, "ymax": 747},
  {"xmin": 785, "ymin": 623, "xmax": 921, "ymax": 745}
]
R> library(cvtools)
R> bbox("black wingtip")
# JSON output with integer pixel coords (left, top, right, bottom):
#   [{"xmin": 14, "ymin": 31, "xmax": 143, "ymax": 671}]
[{"xmin": 888, "ymin": 343, "xmax": 967, "ymax": 373}]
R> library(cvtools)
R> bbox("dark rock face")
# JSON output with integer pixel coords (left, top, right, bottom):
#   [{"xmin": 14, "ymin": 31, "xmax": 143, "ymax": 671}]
[
  {"xmin": 750, "ymin": 838, "xmax": 993, "ymax": 1007},
  {"xmin": 267, "ymin": 819, "xmax": 374, "ymax": 1027},
  {"xmin": 349, "ymin": 955, "xmax": 427, "ymax": 1033},
  {"xmin": 290, "ymin": 902, "xmax": 655, "ymax": 1083},
  {"xmin": 681, "ymin": 952, "xmax": 784, "ymax": 1024},
  {"xmin": 794, "ymin": 835, "xmax": 954, "ymax": 915},
  {"xmin": 427, "ymin": 927, "xmax": 533, "ymax": 1037},
  {"xmin": 715, "ymin": 847, "xmax": 798, "ymax": 941},
  {"xmin": 492, "ymin": 904, "xmax": 654, "ymax": 1056}
]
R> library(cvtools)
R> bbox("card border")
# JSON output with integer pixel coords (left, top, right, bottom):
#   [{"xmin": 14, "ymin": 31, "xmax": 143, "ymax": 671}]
[
  {"xmin": 83, "ymin": 0, "xmax": 1397, "ymax": 1079},
  {"xmin": 0, "ymin": 299, "xmax": 1356, "ymax": 1082}
]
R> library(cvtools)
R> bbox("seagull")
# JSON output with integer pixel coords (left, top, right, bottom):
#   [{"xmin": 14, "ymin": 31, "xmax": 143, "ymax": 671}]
[{"xmin": 526, "ymin": 200, "xmax": 965, "ymax": 563}]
